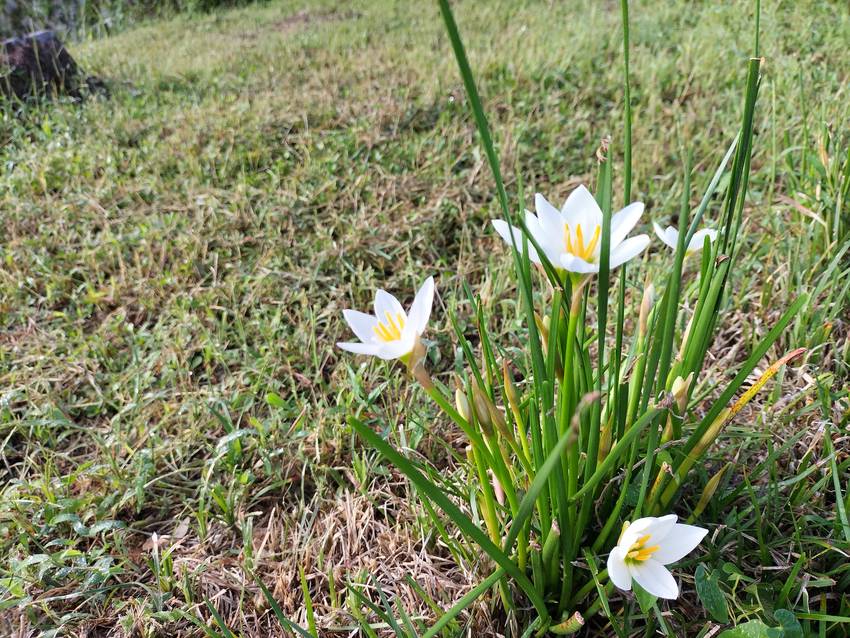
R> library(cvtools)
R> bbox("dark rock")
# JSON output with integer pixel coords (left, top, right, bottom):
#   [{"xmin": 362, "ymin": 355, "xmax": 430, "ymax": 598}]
[{"xmin": 0, "ymin": 30, "xmax": 99, "ymax": 100}]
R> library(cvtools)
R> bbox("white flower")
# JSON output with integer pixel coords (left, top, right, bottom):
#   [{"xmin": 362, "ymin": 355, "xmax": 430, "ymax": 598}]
[
  {"xmin": 607, "ymin": 514, "xmax": 708, "ymax": 600},
  {"xmin": 492, "ymin": 185, "xmax": 650, "ymax": 274},
  {"xmin": 653, "ymin": 222, "xmax": 717, "ymax": 255},
  {"xmin": 337, "ymin": 277, "xmax": 435, "ymax": 361}
]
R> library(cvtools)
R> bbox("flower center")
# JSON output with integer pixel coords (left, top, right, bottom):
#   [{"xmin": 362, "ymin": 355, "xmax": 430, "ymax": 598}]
[
  {"xmin": 373, "ymin": 311, "xmax": 406, "ymax": 342},
  {"xmin": 625, "ymin": 534, "xmax": 661, "ymax": 563},
  {"xmin": 564, "ymin": 223, "xmax": 601, "ymax": 261}
]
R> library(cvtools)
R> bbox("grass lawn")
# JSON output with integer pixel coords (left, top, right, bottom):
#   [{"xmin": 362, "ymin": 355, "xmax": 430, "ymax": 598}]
[{"xmin": 1, "ymin": 0, "xmax": 849, "ymax": 635}]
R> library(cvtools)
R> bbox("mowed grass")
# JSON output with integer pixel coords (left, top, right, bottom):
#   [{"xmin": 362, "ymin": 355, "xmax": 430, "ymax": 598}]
[{"xmin": 0, "ymin": 0, "xmax": 848, "ymax": 635}]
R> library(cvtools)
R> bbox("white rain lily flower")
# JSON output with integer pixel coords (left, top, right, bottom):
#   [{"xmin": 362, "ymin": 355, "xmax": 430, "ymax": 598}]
[
  {"xmin": 337, "ymin": 277, "xmax": 435, "ymax": 361},
  {"xmin": 492, "ymin": 185, "xmax": 650, "ymax": 274},
  {"xmin": 607, "ymin": 514, "xmax": 708, "ymax": 600},
  {"xmin": 653, "ymin": 222, "xmax": 717, "ymax": 255}
]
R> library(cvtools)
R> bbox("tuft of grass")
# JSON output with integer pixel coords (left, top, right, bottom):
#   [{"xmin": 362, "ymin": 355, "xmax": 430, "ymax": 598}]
[{"xmin": 0, "ymin": 0, "xmax": 848, "ymax": 636}]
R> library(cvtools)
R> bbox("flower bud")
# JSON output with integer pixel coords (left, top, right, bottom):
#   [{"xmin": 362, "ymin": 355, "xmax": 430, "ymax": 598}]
[
  {"xmin": 597, "ymin": 419, "xmax": 613, "ymax": 463},
  {"xmin": 818, "ymin": 132, "xmax": 830, "ymax": 169},
  {"xmin": 455, "ymin": 387, "xmax": 472, "ymax": 422},
  {"xmin": 487, "ymin": 400, "xmax": 515, "ymax": 445},
  {"xmin": 649, "ymin": 461, "xmax": 672, "ymax": 501},
  {"xmin": 671, "ymin": 372, "xmax": 694, "ymax": 414},
  {"xmin": 678, "ymin": 313, "xmax": 695, "ymax": 361},
  {"xmin": 534, "ymin": 312, "xmax": 549, "ymax": 352},
  {"xmin": 471, "ymin": 380, "xmax": 494, "ymax": 437},
  {"xmin": 502, "ymin": 361, "xmax": 518, "ymax": 408},
  {"xmin": 409, "ymin": 338, "xmax": 432, "ymax": 390},
  {"xmin": 691, "ymin": 463, "xmax": 730, "ymax": 521},
  {"xmin": 693, "ymin": 408, "xmax": 730, "ymax": 457}
]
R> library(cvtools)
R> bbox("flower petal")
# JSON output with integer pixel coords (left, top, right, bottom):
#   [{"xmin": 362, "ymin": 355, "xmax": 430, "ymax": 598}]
[
  {"xmin": 645, "ymin": 514, "xmax": 679, "ymax": 544},
  {"xmin": 687, "ymin": 228, "xmax": 717, "ymax": 253},
  {"xmin": 619, "ymin": 514, "xmax": 678, "ymax": 549},
  {"xmin": 525, "ymin": 211, "xmax": 566, "ymax": 265},
  {"xmin": 337, "ymin": 341, "xmax": 383, "ymax": 356},
  {"xmin": 652, "ymin": 524, "xmax": 708, "ymax": 565},
  {"xmin": 561, "ymin": 184, "xmax": 602, "ymax": 232},
  {"xmin": 342, "ymin": 309, "xmax": 379, "ymax": 343},
  {"xmin": 610, "ymin": 234, "xmax": 649, "ymax": 270},
  {"xmin": 629, "ymin": 559, "xmax": 679, "ymax": 600},
  {"xmin": 560, "ymin": 253, "xmax": 599, "ymax": 274},
  {"xmin": 492, "ymin": 219, "xmax": 541, "ymax": 264},
  {"xmin": 374, "ymin": 289, "xmax": 405, "ymax": 324},
  {"xmin": 653, "ymin": 221, "xmax": 677, "ymax": 250},
  {"xmin": 611, "ymin": 202, "xmax": 644, "ymax": 247},
  {"xmin": 525, "ymin": 210, "xmax": 562, "ymax": 264},
  {"xmin": 407, "ymin": 276, "xmax": 435, "ymax": 336},
  {"xmin": 607, "ymin": 546, "xmax": 632, "ymax": 591},
  {"xmin": 376, "ymin": 335, "xmax": 416, "ymax": 360},
  {"xmin": 535, "ymin": 193, "xmax": 564, "ymax": 238}
]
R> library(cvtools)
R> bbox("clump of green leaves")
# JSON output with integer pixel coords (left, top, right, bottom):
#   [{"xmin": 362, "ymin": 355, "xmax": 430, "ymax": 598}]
[{"xmin": 345, "ymin": 0, "xmax": 811, "ymax": 634}]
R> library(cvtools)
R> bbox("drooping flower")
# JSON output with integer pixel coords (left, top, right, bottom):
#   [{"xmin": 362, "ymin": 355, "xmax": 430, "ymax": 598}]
[
  {"xmin": 607, "ymin": 514, "xmax": 708, "ymax": 599},
  {"xmin": 492, "ymin": 185, "xmax": 650, "ymax": 274},
  {"xmin": 337, "ymin": 277, "xmax": 435, "ymax": 361},
  {"xmin": 653, "ymin": 222, "xmax": 717, "ymax": 255}
]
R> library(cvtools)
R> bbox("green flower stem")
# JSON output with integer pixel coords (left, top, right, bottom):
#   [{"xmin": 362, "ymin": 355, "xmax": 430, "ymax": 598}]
[
  {"xmin": 485, "ymin": 432, "xmax": 528, "ymax": 570},
  {"xmin": 470, "ymin": 443, "xmax": 514, "ymax": 614},
  {"xmin": 563, "ymin": 283, "xmax": 584, "ymax": 513},
  {"xmin": 558, "ymin": 279, "xmax": 586, "ymax": 611},
  {"xmin": 471, "ymin": 444, "xmax": 502, "ymax": 547},
  {"xmin": 624, "ymin": 317, "xmax": 651, "ymax": 431}
]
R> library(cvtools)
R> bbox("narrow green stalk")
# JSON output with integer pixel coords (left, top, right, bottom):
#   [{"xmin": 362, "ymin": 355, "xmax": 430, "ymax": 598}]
[
  {"xmin": 614, "ymin": 0, "xmax": 633, "ymax": 448},
  {"xmin": 559, "ymin": 296, "xmax": 582, "ymax": 609},
  {"xmin": 621, "ymin": 0, "xmax": 633, "ymax": 202},
  {"xmin": 470, "ymin": 443, "xmax": 514, "ymax": 613},
  {"xmin": 471, "ymin": 444, "xmax": 502, "ymax": 546}
]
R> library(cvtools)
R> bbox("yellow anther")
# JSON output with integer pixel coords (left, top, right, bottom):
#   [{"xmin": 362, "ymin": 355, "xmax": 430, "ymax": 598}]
[
  {"xmin": 564, "ymin": 224, "xmax": 573, "ymax": 253},
  {"xmin": 564, "ymin": 223, "xmax": 602, "ymax": 260},
  {"xmin": 373, "ymin": 312, "xmax": 405, "ymax": 342},
  {"xmin": 625, "ymin": 533, "xmax": 660, "ymax": 563},
  {"xmin": 583, "ymin": 225, "xmax": 601, "ymax": 258}
]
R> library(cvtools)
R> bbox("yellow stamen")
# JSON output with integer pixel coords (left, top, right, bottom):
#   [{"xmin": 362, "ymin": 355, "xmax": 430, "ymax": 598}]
[
  {"xmin": 373, "ymin": 312, "xmax": 406, "ymax": 342},
  {"xmin": 624, "ymin": 533, "xmax": 660, "ymax": 563},
  {"xmin": 564, "ymin": 223, "xmax": 602, "ymax": 260},
  {"xmin": 583, "ymin": 225, "xmax": 601, "ymax": 258},
  {"xmin": 564, "ymin": 224, "xmax": 573, "ymax": 253}
]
